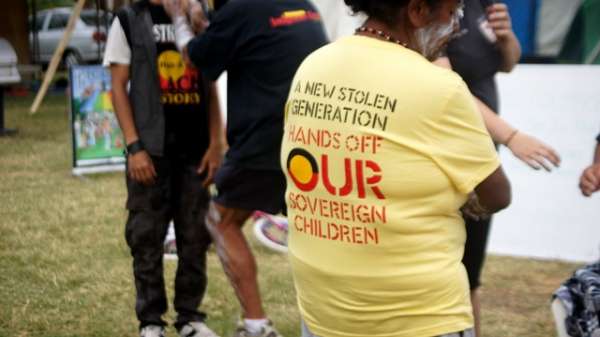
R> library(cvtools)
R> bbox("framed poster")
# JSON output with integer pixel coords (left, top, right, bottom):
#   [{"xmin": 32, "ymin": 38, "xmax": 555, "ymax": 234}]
[{"xmin": 70, "ymin": 65, "xmax": 125, "ymax": 175}]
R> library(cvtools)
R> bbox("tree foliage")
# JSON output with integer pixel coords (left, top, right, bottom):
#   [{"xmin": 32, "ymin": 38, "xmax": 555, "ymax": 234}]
[{"xmin": 31, "ymin": 0, "xmax": 82, "ymax": 11}]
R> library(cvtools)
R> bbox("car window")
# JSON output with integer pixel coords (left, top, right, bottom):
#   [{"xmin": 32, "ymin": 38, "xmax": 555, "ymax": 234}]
[
  {"xmin": 48, "ymin": 13, "xmax": 70, "ymax": 30},
  {"xmin": 80, "ymin": 12, "xmax": 112, "ymax": 27},
  {"xmin": 29, "ymin": 14, "xmax": 47, "ymax": 31}
]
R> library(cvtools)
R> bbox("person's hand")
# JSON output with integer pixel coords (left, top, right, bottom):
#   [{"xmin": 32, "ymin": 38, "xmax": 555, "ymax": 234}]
[
  {"xmin": 163, "ymin": 0, "xmax": 186, "ymax": 18},
  {"xmin": 506, "ymin": 132, "xmax": 561, "ymax": 171},
  {"xmin": 460, "ymin": 193, "xmax": 490, "ymax": 221},
  {"xmin": 197, "ymin": 143, "xmax": 224, "ymax": 188},
  {"xmin": 189, "ymin": 1, "xmax": 209, "ymax": 34},
  {"xmin": 486, "ymin": 3, "xmax": 513, "ymax": 41},
  {"xmin": 579, "ymin": 164, "xmax": 600, "ymax": 197},
  {"xmin": 128, "ymin": 150, "xmax": 157, "ymax": 185}
]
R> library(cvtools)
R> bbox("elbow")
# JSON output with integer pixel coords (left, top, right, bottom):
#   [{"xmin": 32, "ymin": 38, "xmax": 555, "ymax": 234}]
[
  {"xmin": 474, "ymin": 166, "xmax": 512, "ymax": 213},
  {"xmin": 499, "ymin": 63, "xmax": 516, "ymax": 73},
  {"xmin": 499, "ymin": 55, "xmax": 519, "ymax": 73},
  {"xmin": 486, "ymin": 184, "xmax": 512, "ymax": 214},
  {"xmin": 499, "ymin": 43, "xmax": 521, "ymax": 73},
  {"xmin": 112, "ymin": 84, "xmax": 128, "ymax": 99},
  {"xmin": 493, "ymin": 189, "xmax": 512, "ymax": 213}
]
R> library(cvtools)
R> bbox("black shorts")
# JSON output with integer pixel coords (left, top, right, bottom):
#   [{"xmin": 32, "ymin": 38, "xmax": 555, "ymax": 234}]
[
  {"xmin": 213, "ymin": 161, "xmax": 286, "ymax": 215},
  {"xmin": 461, "ymin": 215, "xmax": 492, "ymax": 290}
]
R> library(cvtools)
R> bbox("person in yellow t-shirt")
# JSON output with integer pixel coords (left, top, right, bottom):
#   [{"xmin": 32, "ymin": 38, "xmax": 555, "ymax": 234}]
[{"xmin": 280, "ymin": 1, "xmax": 512, "ymax": 336}]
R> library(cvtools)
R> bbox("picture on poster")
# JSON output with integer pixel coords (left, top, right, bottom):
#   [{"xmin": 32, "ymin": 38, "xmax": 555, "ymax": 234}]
[{"xmin": 70, "ymin": 65, "xmax": 125, "ymax": 174}]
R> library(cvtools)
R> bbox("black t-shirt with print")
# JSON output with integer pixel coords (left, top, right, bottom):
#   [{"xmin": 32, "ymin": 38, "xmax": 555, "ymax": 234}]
[
  {"xmin": 446, "ymin": 0, "xmax": 502, "ymax": 112},
  {"xmin": 187, "ymin": 0, "xmax": 328, "ymax": 170},
  {"xmin": 122, "ymin": 1, "xmax": 210, "ymax": 160}
]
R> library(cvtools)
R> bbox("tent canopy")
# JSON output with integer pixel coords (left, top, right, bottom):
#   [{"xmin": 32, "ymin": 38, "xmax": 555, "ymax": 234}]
[{"xmin": 559, "ymin": 0, "xmax": 600, "ymax": 64}]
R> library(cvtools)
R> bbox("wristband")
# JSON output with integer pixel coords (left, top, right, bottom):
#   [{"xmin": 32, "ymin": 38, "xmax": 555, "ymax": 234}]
[
  {"xmin": 504, "ymin": 129, "xmax": 519, "ymax": 146},
  {"xmin": 125, "ymin": 140, "xmax": 144, "ymax": 156},
  {"xmin": 173, "ymin": 15, "xmax": 194, "ymax": 52}
]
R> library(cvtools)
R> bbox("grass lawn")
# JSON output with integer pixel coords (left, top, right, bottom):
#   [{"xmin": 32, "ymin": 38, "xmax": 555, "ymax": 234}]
[{"xmin": 0, "ymin": 93, "xmax": 582, "ymax": 337}]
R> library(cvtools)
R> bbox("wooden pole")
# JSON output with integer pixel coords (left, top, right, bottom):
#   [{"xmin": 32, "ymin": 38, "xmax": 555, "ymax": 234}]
[{"xmin": 30, "ymin": 0, "xmax": 86, "ymax": 115}]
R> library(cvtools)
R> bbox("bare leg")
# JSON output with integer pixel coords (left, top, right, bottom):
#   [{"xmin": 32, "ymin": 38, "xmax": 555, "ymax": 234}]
[
  {"xmin": 471, "ymin": 289, "xmax": 481, "ymax": 337},
  {"xmin": 206, "ymin": 202, "xmax": 265, "ymax": 318}
]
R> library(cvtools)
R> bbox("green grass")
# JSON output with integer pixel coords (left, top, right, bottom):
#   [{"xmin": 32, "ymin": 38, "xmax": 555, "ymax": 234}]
[{"xmin": 0, "ymin": 94, "xmax": 582, "ymax": 337}]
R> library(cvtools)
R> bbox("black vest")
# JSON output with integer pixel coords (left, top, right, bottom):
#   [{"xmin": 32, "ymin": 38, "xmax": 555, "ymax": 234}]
[{"xmin": 121, "ymin": 2, "xmax": 165, "ymax": 156}]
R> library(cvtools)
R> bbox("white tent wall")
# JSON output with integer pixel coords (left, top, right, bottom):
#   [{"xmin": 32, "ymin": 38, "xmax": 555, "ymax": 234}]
[
  {"xmin": 536, "ymin": 0, "xmax": 581, "ymax": 57},
  {"xmin": 312, "ymin": 0, "xmax": 584, "ymax": 57},
  {"xmin": 310, "ymin": 0, "xmax": 361, "ymax": 40},
  {"xmin": 491, "ymin": 65, "xmax": 600, "ymax": 263}
]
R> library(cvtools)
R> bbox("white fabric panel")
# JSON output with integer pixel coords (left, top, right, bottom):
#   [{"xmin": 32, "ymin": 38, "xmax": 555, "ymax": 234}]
[
  {"xmin": 536, "ymin": 0, "xmax": 581, "ymax": 56},
  {"xmin": 491, "ymin": 65, "xmax": 600, "ymax": 262},
  {"xmin": 310, "ymin": 0, "xmax": 363, "ymax": 40}
]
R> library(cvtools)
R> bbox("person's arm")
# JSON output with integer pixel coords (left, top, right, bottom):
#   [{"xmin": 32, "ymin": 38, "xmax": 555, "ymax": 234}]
[
  {"xmin": 197, "ymin": 82, "xmax": 226, "ymax": 187},
  {"xmin": 579, "ymin": 141, "xmax": 600, "ymax": 197},
  {"xmin": 168, "ymin": 0, "xmax": 245, "ymax": 80},
  {"xmin": 474, "ymin": 97, "xmax": 561, "ymax": 171},
  {"xmin": 474, "ymin": 166, "xmax": 511, "ymax": 213},
  {"xmin": 162, "ymin": 0, "xmax": 196, "ymax": 55},
  {"xmin": 164, "ymin": 0, "xmax": 226, "ymax": 70},
  {"xmin": 486, "ymin": 3, "xmax": 521, "ymax": 72},
  {"xmin": 459, "ymin": 165, "xmax": 512, "ymax": 219},
  {"xmin": 110, "ymin": 65, "xmax": 156, "ymax": 185},
  {"xmin": 434, "ymin": 57, "xmax": 561, "ymax": 171},
  {"xmin": 104, "ymin": 15, "xmax": 156, "ymax": 185}
]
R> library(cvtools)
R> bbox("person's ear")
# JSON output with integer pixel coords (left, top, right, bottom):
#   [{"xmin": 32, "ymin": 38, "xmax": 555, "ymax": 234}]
[{"xmin": 407, "ymin": 0, "xmax": 434, "ymax": 28}]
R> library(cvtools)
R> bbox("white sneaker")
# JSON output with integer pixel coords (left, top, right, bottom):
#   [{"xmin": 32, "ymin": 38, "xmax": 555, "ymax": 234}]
[
  {"xmin": 140, "ymin": 325, "xmax": 165, "ymax": 337},
  {"xmin": 179, "ymin": 321, "xmax": 221, "ymax": 337},
  {"xmin": 233, "ymin": 319, "xmax": 282, "ymax": 337}
]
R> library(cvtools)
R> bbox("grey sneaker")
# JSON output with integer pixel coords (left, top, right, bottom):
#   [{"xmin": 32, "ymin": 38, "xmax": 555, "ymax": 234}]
[
  {"xmin": 140, "ymin": 325, "xmax": 165, "ymax": 337},
  {"xmin": 179, "ymin": 321, "xmax": 221, "ymax": 337},
  {"xmin": 233, "ymin": 319, "xmax": 282, "ymax": 337}
]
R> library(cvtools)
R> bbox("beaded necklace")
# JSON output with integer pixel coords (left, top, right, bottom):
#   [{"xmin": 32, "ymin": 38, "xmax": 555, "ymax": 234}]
[{"xmin": 355, "ymin": 26, "xmax": 408, "ymax": 47}]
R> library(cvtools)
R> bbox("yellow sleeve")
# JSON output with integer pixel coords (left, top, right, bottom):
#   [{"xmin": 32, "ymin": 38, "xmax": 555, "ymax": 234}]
[{"xmin": 427, "ymin": 80, "xmax": 501, "ymax": 194}]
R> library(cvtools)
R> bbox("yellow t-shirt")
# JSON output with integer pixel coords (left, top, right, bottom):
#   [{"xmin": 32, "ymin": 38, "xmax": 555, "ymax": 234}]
[{"xmin": 281, "ymin": 36, "xmax": 500, "ymax": 337}]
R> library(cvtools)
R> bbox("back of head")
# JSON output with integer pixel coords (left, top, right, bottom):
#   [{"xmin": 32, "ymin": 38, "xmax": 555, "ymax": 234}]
[{"xmin": 343, "ymin": 0, "xmax": 444, "ymax": 26}]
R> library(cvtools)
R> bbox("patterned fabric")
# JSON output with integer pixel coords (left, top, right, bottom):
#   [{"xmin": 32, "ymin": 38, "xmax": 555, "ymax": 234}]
[{"xmin": 554, "ymin": 262, "xmax": 600, "ymax": 337}]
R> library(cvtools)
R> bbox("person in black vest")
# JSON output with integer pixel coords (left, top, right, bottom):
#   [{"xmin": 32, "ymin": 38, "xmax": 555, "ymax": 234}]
[
  {"xmin": 163, "ymin": 0, "xmax": 328, "ymax": 336},
  {"xmin": 434, "ymin": 1, "xmax": 560, "ymax": 336},
  {"xmin": 104, "ymin": 1, "xmax": 225, "ymax": 336},
  {"xmin": 579, "ymin": 133, "xmax": 600, "ymax": 197}
]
